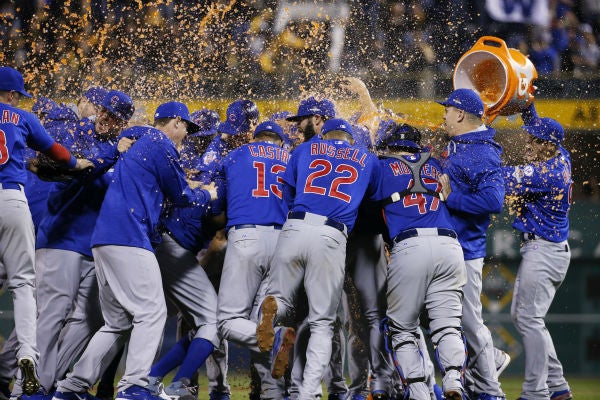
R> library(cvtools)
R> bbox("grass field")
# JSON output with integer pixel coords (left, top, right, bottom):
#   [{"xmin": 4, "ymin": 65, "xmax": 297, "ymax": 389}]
[{"xmin": 182, "ymin": 373, "xmax": 600, "ymax": 400}]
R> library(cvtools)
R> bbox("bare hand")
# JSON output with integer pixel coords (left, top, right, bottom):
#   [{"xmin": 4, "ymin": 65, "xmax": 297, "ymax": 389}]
[
  {"xmin": 117, "ymin": 137, "xmax": 136, "ymax": 153},
  {"xmin": 201, "ymin": 181, "xmax": 218, "ymax": 201},
  {"xmin": 339, "ymin": 76, "xmax": 368, "ymax": 96},
  {"xmin": 439, "ymin": 174, "xmax": 452, "ymax": 201},
  {"xmin": 73, "ymin": 158, "xmax": 94, "ymax": 171}
]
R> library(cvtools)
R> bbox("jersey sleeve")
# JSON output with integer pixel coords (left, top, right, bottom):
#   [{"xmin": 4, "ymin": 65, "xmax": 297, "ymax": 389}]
[
  {"xmin": 446, "ymin": 166, "xmax": 505, "ymax": 215},
  {"xmin": 502, "ymin": 161, "xmax": 562, "ymax": 196},
  {"xmin": 23, "ymin": 111, "xmax": 56, "ymax": 152}
]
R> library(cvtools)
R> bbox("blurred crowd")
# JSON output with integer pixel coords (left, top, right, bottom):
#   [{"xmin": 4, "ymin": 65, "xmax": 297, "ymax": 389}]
[{"xmin": 0, "ymin": 0, "xmax": 599, "ymax": 98}]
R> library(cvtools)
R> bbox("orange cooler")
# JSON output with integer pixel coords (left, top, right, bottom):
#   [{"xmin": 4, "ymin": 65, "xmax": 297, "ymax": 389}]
[{"xmin": 453, "ymin": 36, "xmax": 538, "ymax": 120}]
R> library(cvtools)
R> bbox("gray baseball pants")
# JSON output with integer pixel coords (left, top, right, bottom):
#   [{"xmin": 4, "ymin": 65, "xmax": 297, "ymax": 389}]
[
  {"xmin": 35, "ymin": 248, "xmax": 102, "ymax": 392},
  {"xmin": 512, "ymin": 239, "xmax": 571, "ymax": 400},
  {"xmin": 462, "ymin": 258, "xmax": 504, "ymax": 397},
  {"xmin": 56, "ymin": 245, "xmax": 167, "ymax": 393}
]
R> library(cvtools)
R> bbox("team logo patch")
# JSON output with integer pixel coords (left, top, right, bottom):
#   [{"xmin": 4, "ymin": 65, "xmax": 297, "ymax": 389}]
[
  {"xmin": 110, "ymin": 95, "xmax": 120, "ymax": 109},
  {"xmin": 228, "ymin": 113, "xmax": 237, "ymax": 123},
  {"xmin": 203, "ymin": 150, "xmax": 218, "ymax": 165},
  {"xmin": 523, "ymin": 165, "xmax": 534, "ymax": 177}
]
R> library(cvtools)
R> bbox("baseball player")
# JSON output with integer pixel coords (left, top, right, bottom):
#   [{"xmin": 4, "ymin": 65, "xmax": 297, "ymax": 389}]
[
  {"xmin": 436, "ymin": 89, "xmax": 506, "ymax": 400},
  {"xmin": 256, "ymin": 118, "xmax": 379, "ymax": 400},
  {"xmin": 373, "ymin": 123, "xmax": 467, "ymax": 400},
  {"xmin": 501, "ymin": 103, "xmax": 573, "ymax": 400},
  {"xmin": 216, "ymin": 120, "xmax": 290, "ymax": 400},
  {"xmin": 30, "ymin": 90, "xmax": 135, "ymax": 400},
  {"xmin": 285, "ymin": 97, "xmax": 335, "ymax": 142},
  {"xmin": 195, "ymin": 99, "xmax": 260, "ymax": 400},
  {"xmin": 51, "ymin": 102, "xmax": 217, "ymax": 400},
  {"xmin": 145, "ymin": 109, "xmax": 225, "ymax": 400},
  {"xmin": 0, "ymin": 66, "xmax": 92, "ymax": 398},
  {"xmin": 281, "ymin": 98, "xmax": 350, "ymax": 400}
]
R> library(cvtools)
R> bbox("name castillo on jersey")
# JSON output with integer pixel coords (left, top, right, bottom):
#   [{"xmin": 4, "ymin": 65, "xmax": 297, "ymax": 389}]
[
  {"xmin": 310, "ymin": 142, "xmax": 367, "ymax": 167},
  {"xmin": 1, "ymin": 110, "xmax": 20, "ymax": 125},
  {"xmin": 248, "ymin": 143, "xmax": 290, "ymax": 163}
]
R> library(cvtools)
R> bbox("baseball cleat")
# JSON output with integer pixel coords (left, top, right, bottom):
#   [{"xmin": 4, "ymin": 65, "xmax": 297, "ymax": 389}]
[
  {"xmin": 443, "ymin": 390, "xmax": 462, "ymax": 400},
  {"xmin": 256, "ymin": 295, "xmax": 278, "ymax": 352},
  {"xmin": 52, "ymin": 391, "xmax": 98, "ymax": 400},
  {"xmin": 550, "ymin": 389, "xmax": 572, "ymax": 400},
  {"xmin": 116, "ymin": 385, "xmax": 168, "ymax": 400},
  {"xmin": 164, "ymin": 378, "xmax": 197, "ymax": 400},
  {"xmin": 146, "ymin": 377, "xmax": 170, "ymax": 400},
  {"xmin": 208, "ymin": 392, "xmax": 230, "ymax": 400},
  {"xmin": 270, "ymin": 327, "xmax": 295, "ymax": 379},
  {"xmin": 18, "ymin": 357, "xmax": 40, "ymax": 396},
  {"xmin": 496, "ymin": 351, "xmax": 511, "ymax": 377}
]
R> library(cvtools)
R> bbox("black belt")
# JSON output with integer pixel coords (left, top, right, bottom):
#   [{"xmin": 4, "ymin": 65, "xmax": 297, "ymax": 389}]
[
  {"xmin": 521, "ymin": 232, "xmax": 542, "ymax": 241},
  {"xmin": 521, "ymin": 232, "xmax": 569, "ymax": 252},
  {"xmin": 288, "ymin": 211, "xmax": 346, "ymax": 233},
  {"xmin": 231, "ymin": 224, "xmax": 282, "ymax": 230},
  {"xmin": 0, "ymin": 182, "xmax": 22, "ymax": 190},
  {"xmin": 393, "ymin": 228, "xmax": 457, "ymax": 244}
]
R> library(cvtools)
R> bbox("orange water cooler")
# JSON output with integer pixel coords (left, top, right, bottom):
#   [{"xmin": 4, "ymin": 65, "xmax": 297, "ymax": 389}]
[{"xmin": 453, "ymin": 36, "xmax": 538, "ymax": 122}]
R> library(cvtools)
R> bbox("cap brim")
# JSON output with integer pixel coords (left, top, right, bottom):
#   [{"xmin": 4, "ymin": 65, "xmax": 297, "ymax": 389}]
[
  {"xmin": 436, "ymin": 100, "xmax": 449, "ymax": 107},
  {"xmin": 20, "ymin": 89, "xmax": 32, "ymax": 98},
  {"xmin": 190, "ymin": 127, "xmax": 217, "ymax": 137},
  {"xmin": 186, "ymin": 120, "xmax": 201, "ymax": 135},
  {"xmin": 387, "ymin": 139, "xmax": 420, "ymax": 149},
  {"xmin": 285, "ymin": 115, "xmax": 305, "ymax": 122}
]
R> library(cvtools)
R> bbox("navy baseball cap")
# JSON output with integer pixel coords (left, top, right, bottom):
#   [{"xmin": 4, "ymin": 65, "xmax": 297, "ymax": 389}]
[
  {"xmin": 83, "ymin": 86, "xmax": 108, "ymax": 106},
  {"xmin": 253, "ymin": 121, "xmax": 285, "ymax": 141},
  {"xmin": 321, "ymin": 118, "xmax": 354, "ymax": 138},
  {"xmin": 0, "ymin": 66, "xmax": 31, "ymax": 97},
  {"xmin": 385, "ymin": 124, "xmax": 421, "ymax": 150},
  {"xmin": 32, "ymin": 97, "xmax": 58, "ymax": 116},
  {"xmin": 522, "ymin": 117, "xmax": 564, "ymax": 145},
  {"xmin": 191, "ymin": 109, "xmax": 220, "ymax": 136},
  {"xmin": 154, "ymin": 101, "xmax": 200, "ymax": 134},
  {"xmin": 351, "ymin": 124, "xmax": 372, "ymax": 150},
  {"xmin": 101, "ymin": 90, "xmax": 135, "ymax": 121},
  {"xmin": 286, "ymin": 97, "xmax": 336, "ymax": 121},
  {"xmin": 374, "ymin": 119, "xmax": 397, "ymax": 149},
  {"xmin": 219, "ymin": 99, "xmax": 259, "ymax": 136},
  {"xmin": 437, "ymin": 88, "xmax": 485, "ymax": 118}
]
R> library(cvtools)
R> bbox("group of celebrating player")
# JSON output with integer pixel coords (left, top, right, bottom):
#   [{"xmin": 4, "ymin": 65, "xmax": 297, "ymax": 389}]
[{"xmin": 0, "ymin": 66, "xmax": 573, "ymax": 400}]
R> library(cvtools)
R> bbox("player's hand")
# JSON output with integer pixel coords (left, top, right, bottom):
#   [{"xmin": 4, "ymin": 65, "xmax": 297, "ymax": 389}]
[
  {"xmin": 73, "ymin": 158, "xmax": 94, "ymax": 171},
  {"xmin": 201, "ymin": 182, "xmax": 218, "ymax": 201},
  {"xmin": 187, "ymin": 179, "xmax": 202, "ymax": 189},
  {"xmin": 439, "ymin": 174, "xmax": 452, "ymax": 201},
  {"xmin": 117, "ymin": 137, "xmax": 136, "ymax": 153},
  {"xmin": 339, "ymin": 76, "xmax": 368, "ymax": 95}
]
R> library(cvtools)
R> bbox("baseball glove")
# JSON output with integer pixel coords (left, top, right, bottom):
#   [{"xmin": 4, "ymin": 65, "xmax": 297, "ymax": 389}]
[{"xmin": 27, "ymin": 154, "xmax": 81, "ymax": 182}]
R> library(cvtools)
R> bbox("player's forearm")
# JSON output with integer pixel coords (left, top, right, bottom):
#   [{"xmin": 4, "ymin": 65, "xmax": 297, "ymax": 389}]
[
  {"xmin": 42, "ymin": 142, "xmax": 77, "ymax": 168},
  {"xmin": 446, "ymin": 187, "xmax": 505, "ymax": 215}
]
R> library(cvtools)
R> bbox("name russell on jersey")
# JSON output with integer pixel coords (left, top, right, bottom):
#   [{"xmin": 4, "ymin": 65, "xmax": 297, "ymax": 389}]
[{"xmin": 309, "ymin": 142, "xmax": 367, "ymax": 167}]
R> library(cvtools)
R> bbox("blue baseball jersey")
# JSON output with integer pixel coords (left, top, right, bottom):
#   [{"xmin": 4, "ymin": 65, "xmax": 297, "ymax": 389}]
[
  {"xmin": 220, "ymin": 141, "xmax": 290, "ymax": 228},
  {"xmin": 196, "ymin": 133, "xmax": 228, "ymax": 182},
  {"xmin": 440, "ymin": 127, "xmax": 505, "ymax": 260},
  {"xmin": 161, "ymin": 133, "xmax": 224, "ymax": 254},
  {"xmin": 373, "ymin": 153, "xmax": 454, "ymax": 239},
  {"xmin": 0, "ymin": 103, "xmax": 69, "ymax": 186},
  {"xmin": 502, "ymin": 146, "xmax": 571, "ymax": 242},
  {"xmin": 283, "ymin": 139, "xmax": 379, "ymax": 232},
  {"xmin": 36, "ymin": 127, "xmax": 146, "ymax": 257},
  {"xmin": 91, "ymin": 127, "xmax": 212, "ymax": 251}
]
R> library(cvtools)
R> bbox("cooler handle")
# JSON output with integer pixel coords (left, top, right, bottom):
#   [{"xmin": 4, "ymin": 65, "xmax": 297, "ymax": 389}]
[{"xmin": 471, "ymin": 36, "xmax": 511, "ymax": 58}]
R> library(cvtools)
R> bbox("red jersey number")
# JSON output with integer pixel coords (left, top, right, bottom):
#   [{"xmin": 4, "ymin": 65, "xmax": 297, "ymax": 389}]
[
  {"xmin": 402, "ymin": 178, "xmax": 442, "ymax": 214},
  {"xmin": 304, "ymin": 159, "xmax": 358, "ymax": 203},
  {"xmin": 0, "ymin": 130, "xmax": 9, "ymax": 165},
  {"xmin": 252, "ymin": 161, "xmax": 285, "ymax": 199}
]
